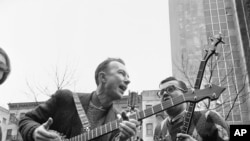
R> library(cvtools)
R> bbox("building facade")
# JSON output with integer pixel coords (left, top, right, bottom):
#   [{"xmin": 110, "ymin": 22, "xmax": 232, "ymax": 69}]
[
  {"xmin": 0, "ymin": 106, "xmax": 10, "ymax": 141},
  {"xmin": 169, "ymin": 0, "xmax": 250, "ymax": 124},
  {"xmin": 8, "ymin": 102, "xmax": 43, "ymax": 141},
  {"xmin": 141, "ymin": 90, "xmax": 165, "ymax": 141}
]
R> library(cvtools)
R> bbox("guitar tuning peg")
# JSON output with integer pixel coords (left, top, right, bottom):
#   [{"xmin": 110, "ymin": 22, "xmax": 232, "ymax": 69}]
[
  {"xmin": 117, "ymin": 114, "xmax": 122, "ymax": 119},
  {"xmin": 190, "ymin": 88, "xmax": 195, "ymax": 94},
  {"xmin": 209, "ymin": 36, "xmax": 214, "ymax": 42},
  {"xmin": 215, "ymin": 52, "xmax": 219, "ymax": 56},
  {"xmin": 207, "ymin": 83, "xmax": 212, "ymax": 88}
]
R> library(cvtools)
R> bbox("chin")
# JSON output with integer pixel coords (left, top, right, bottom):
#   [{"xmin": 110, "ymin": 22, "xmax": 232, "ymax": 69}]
[
  {"xmin": 111, "ymin": 91, "xmax": 123, "ymax": 100},
  {"xmin": 116, "ymin": 92, "xmax": 123, "ymax": 99}
]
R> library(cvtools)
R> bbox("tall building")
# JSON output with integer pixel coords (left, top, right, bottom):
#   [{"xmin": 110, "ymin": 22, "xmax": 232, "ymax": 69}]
[{"xmin": 169, "ymin": 0, "xmax": 250, "ymax": 124}]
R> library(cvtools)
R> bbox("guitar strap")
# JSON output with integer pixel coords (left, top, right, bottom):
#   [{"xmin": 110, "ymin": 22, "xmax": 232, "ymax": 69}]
[{"xmin": 72, "ymin": 92, "xmax": 90, "ymax": 132}]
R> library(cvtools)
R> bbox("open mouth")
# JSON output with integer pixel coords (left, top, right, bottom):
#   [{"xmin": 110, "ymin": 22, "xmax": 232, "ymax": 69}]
[
  {"xmin": 119, "ymin": 85, "xmax": 127, "ymax": 92},
  {"xmin": 163, "ymin": 96, "xmax": 171, "ymax": 101}
]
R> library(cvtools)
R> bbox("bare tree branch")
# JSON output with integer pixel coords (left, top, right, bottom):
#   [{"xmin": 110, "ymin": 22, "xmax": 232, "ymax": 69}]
[
  {"xmin": 25, "ymin": 79, "xmax": 39, "ymax": 103},
  {"xmin": 25, "ymin": 63, "xmax": 78, "ymax": 101},
  {"xmin": 225, "ymin": 74, "xmax": 247, "ymax": 120}
]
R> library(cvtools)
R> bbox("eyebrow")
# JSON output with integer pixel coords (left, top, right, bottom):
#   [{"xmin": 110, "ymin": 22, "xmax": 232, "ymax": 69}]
[{"xmin": 119, "ymin": 69, "xmax": 129, "ymax": 78}]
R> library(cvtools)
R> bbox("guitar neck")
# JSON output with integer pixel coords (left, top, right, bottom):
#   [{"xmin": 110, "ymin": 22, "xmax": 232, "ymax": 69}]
[
  {"xmin": 181, "ymin": 60, "xmax": 207, "ymax": 134},
  {"xmin": 64, "ymin": 95, "xmax": 191, "ymax": 141}
]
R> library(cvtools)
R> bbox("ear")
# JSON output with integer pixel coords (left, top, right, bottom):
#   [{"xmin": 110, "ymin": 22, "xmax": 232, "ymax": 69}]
[{"xmin": 98, "ymin": 71, "xmax": 107, "ymax": 84}]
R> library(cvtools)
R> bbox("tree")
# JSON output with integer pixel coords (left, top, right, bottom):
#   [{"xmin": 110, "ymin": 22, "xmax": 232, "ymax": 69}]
[{"xmin": 25, "ymin": 63, "xmax": 79, "ymax": 102}]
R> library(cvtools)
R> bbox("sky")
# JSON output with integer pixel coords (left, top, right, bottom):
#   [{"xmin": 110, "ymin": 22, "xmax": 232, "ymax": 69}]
[{"xmin": 0, "ymin": 0, "xmax": 172, "ymax": 109}]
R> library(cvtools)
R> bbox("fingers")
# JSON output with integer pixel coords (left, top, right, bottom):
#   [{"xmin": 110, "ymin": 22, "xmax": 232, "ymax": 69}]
[
  {"xmin": 34, "ymin": 130, "xmax": 59, "ymax": 141},
  {"xmin": 119, "ymin": 121, "xmax": 136, "ymax": 136},
  {"xmin": 35, "ymin": 133, "xmax": 58, "ymax": 141},
  {"xmin": 33, "ymin": 118, "xmax": 60, "ymax": 141},
  {"xmin": 37, "ymin": 129, "xmax": 58, "ymax": 139},
  {"xmin": 119, "ymin": 119, "xmax": 140, "ymax": 140},
  {"xmin": 43, "ymin": 117, "xmax": 53, "ymax": 130},
  {"xmin": 176, "ymin": 133, "xmax": 196, "ymax": 141},
  {"xmin": 177, "ymin": 133, "xmax": 190, "ymax": 138},
  {"xmin": 129, "ymin": 119, "xmax": 140, "ymax": 127}
]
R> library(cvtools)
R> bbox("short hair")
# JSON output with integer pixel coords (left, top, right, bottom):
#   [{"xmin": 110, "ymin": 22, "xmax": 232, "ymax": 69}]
[
  {"xmin": 0, "ymin": 48, "xmax": 11, "ymax": 85},
  {"xmin": 95, "ymin": 58, "xmax": 125, "ymax": 85},
  {"xmin": 159, "ymin": 76, "xmax": 188, "ymax": 92}
]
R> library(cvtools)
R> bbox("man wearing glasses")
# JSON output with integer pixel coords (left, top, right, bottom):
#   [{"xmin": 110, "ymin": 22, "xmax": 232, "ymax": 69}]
[
  {"xmin": 154, "ymin": 77, "xmax": 229, "ymax": 141},
  {"xmin": 0, "ymin": 47, "xmax": 11, "ymax": 141}
]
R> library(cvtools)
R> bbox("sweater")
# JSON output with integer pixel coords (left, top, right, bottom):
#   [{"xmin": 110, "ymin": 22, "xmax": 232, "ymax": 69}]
[{"xmin": 154, "ymin": 110, "xmax": 229, "ymax": 141}]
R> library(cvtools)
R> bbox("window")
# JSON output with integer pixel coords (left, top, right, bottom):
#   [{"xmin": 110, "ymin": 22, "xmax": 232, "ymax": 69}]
[
  {"xmin": 9, "ymin": 113, "xmax": 17, "ymax": 124},
  {"xmin": 146, "ymin": 105, "xmax": 152, "ymax": 109},
  {"xmin": 6, "ymin": 129, "xmax": 12, "ymax": 140},
  {"xmin": 146, "ymin": 123, "xmax": 153, "ymax": 136},
  {"xmin": 20, "ymin": 113, "xmax": 26, "ymax": 119},
  {"xmin": 2, "ymin": 118, "xmax": 6, "ymax": 124}
]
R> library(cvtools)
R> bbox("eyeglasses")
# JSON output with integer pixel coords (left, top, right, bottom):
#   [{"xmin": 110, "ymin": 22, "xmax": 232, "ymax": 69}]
[{"xmin": 157, "ymin": 85, "xmax": 186, "ymax": 98}]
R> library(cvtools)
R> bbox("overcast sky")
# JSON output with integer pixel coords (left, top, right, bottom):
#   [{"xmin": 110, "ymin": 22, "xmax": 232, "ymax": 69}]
[{"xmin": 0, "ymin": 0, "xmax": 172, "ymax": 108}]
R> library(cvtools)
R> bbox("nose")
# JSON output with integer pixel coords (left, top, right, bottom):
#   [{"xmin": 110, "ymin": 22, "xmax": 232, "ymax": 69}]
[
  {"xmin": 124, "ymin": 76, "xmax": 130, "ymax": 85},
  {"xmin": 162, "ymin": 94, "xmax": 171, "ymax": 101}
]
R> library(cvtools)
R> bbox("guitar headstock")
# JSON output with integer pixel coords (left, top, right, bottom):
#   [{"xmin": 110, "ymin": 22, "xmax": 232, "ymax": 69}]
[
  {"xmin": 184, "ymin": 84, "xmax": 225, "ymax": 103},
  {"xmin": 208, "ymin": 33, "xmax": 225, "ymax": 50},
  {"xmin": 203, "ymin": 33, "xmax": 225, "ymax": 61}
]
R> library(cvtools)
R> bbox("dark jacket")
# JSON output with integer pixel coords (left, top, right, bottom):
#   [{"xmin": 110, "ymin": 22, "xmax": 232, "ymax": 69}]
[
  {"xmin": 18, "ymin": 89, "xmax": 119, "ymax": 141},
  {"xmin": 154, "ymin": 110, "xmax": 230, "ymax": 141}
]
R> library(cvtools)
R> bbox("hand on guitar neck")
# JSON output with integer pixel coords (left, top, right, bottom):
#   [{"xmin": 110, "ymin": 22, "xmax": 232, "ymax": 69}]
[{"xmin": 117, "ymin": 112, "xmax": 140, "ymax": 141}]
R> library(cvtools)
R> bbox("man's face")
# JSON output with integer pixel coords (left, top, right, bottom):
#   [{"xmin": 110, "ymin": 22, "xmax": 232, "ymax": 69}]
[
  {"xmin": 103, "ymin": 61, "xmax": 130, "ymax": 100},
  {"xmin": 0, "ymin": 54, "xmax": 7, "ymax": 80},
  {"xmin": 159, "ymin": 80, "xmax": 186, "ymax": 114}
]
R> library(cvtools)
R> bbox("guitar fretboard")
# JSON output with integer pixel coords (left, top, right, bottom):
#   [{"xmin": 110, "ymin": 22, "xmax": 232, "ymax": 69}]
[{"xmin": 181, "ymin": 50, "xmax": 215, "ymax": 134}]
